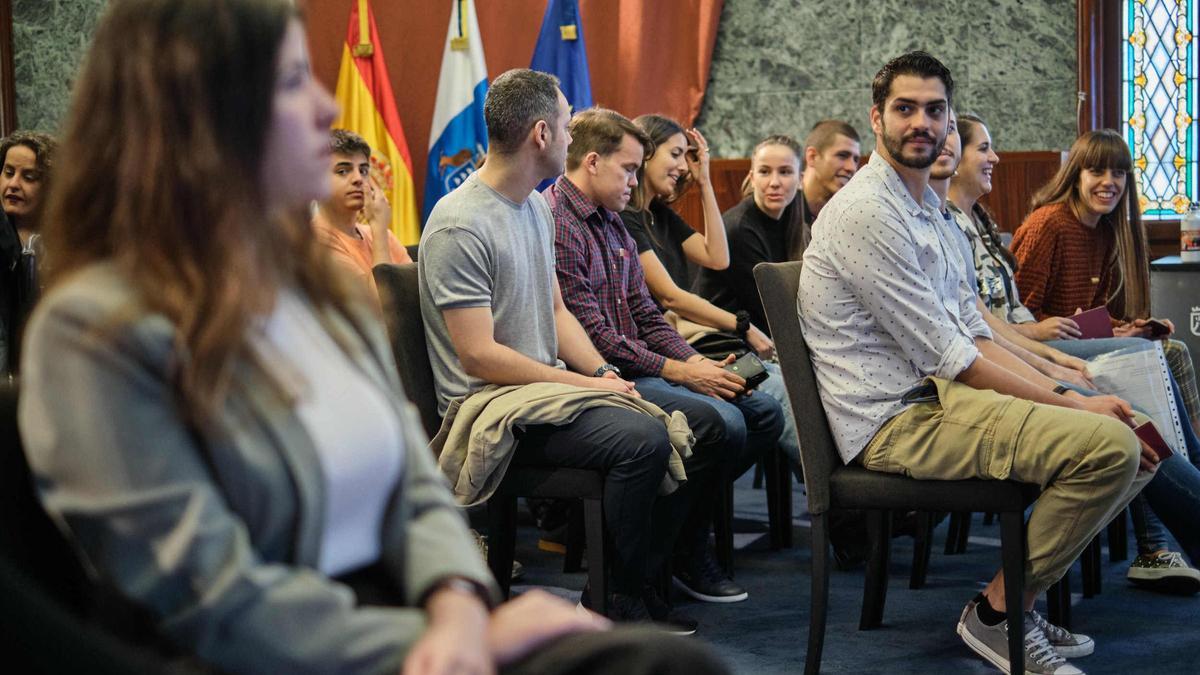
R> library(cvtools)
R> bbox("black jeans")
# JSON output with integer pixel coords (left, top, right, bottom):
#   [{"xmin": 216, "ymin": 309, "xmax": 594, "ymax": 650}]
[
  {"xmin": 635, "ymin": 377, "xmax": 785, "ymax": 562},
  {"xmin": 512, "ymin": 407, "xmax": 673, "ymax": 595}
]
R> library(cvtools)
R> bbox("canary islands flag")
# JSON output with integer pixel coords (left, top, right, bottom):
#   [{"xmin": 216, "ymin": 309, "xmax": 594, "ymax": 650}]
[
  {"xmin": 333, "ymin": 0, "xmax": 420, "ymax": 244},
  {"xmin": 424, "ymin": 0, "xmax": 489, "ymax": 221},
  {"xmin": 530, "ymin": 0, "xmax": 592, "ymax": 111}
]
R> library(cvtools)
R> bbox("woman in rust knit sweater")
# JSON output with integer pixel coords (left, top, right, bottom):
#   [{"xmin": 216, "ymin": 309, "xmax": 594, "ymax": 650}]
[{"xmin": 1011, "ymin": 129, "xmax": 1200, "ymax": 440}]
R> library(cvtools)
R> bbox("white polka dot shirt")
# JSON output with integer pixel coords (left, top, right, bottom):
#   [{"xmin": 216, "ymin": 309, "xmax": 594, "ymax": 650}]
[{"xmin": 798, "ymin": 153, "xmax": 992, "ymax": 463}]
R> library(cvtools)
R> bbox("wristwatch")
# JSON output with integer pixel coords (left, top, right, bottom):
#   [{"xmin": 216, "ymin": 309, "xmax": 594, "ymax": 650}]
[
  {"xmin": 734, "ymin": 310, "xmax": 752, "ymax": 337},
  {"xmin": 594, "ymin": 363, "xmax": 622, "ymax": 378},
  {"xmin": 422, "ymin": 576, "xmax": 494, "ymax": 610}
]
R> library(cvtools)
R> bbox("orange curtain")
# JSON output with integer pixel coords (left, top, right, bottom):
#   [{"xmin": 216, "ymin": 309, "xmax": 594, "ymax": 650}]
[{"xmin": 306, "ymin": 0, "xmax": 723, "ymax": 215}]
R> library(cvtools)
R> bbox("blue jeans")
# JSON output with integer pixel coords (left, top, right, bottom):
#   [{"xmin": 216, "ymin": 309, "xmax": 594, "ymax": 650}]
[
  {"xmin": 757, "ymin": 361, "xmax": 800, "ymax": 472},
  {"xmin": 1051, "ymin": 337, "xmax": 1200, "ymax": 557},
  {"xmin": 633, "ymin": 376, "xmax": 785, "ymax": 556}
]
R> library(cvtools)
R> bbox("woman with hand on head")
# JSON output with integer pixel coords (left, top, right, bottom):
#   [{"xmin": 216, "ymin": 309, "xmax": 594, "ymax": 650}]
[
  {"xmin": 619, "ymin": 115, "xmax": 775, "ymax": 360},
  {"xmin": 619, "ymin": 119, "xmax": 801, "ymax": 472},
  {"xmin": 17, "ymin": 2, "xmax": 728, "ymax": 674}
]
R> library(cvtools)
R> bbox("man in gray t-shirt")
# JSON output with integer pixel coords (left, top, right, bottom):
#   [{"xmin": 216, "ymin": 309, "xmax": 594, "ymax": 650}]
[
  {"xmin": 415, "ymin": 69, "xmax": 699, "ymax": 632},
  {"xmin": 419, "ymin": 171, "xmax": 563, "ymax": 415}
]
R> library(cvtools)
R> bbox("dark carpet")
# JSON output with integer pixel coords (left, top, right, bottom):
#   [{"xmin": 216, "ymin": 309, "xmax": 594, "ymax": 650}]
[{"xmin": 507, "ymin": 472, "xmax": 1200, "ymax": 674}]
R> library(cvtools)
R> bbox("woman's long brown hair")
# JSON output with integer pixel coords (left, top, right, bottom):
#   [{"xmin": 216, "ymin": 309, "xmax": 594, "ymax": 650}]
[
  {"xmin": 1029, "ymin": 129, "xmax": 1150, "ymax": 320},
  {"xmin": 42, "ymin": 0, "xmax": 354, "ymax": 423}
]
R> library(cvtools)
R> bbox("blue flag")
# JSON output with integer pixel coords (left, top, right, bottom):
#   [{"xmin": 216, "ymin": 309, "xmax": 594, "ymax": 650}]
[
  {"xmin": 424, "ymin": 0, "xmax": 489, "ymax": 222},
  {"xmin": 530, "ymin": 0, "xmax": 592, "ymax": 111}
]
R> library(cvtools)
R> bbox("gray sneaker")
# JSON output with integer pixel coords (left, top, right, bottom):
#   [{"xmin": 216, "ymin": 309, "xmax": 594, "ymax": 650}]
[
  {"xmin": 1027, "ymin": 610, "xmax": 1093, "ymax": 658},
  {"xmin": 956, "ymin": 601, "xmax": 1084, "ymax": 674}
]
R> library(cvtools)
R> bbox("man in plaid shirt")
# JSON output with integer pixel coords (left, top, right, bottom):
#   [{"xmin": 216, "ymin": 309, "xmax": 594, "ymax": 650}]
[{"xmin": 546, "ymin": 108, "xmax": 784, "ymax": 606}]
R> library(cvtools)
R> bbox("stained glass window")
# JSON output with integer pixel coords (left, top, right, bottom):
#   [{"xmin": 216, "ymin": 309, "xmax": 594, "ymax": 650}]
[{"xmin": 1122, "ymin": 0, "xmax": 1197, "ymax": 219}]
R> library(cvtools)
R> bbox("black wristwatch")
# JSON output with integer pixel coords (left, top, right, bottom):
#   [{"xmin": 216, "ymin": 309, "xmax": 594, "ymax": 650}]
[
  {"xmin": 594, "ymin": 363, "xmax": 622, "ymax": 378},
  {"xmin": 734, "ymin": 310, "xmax": 752, "ymax": 337}
]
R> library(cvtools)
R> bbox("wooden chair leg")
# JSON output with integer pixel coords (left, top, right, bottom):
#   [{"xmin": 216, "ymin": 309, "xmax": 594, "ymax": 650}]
[
  {"xmin": 1000, "ymin": 512, "xmax": 1026, "ymax": 675},
  {"xmin": 582, "ymin": 496, "xmax": 607, "ymax": 616},
  {"xmin": 563, "ymin": 500, "xmax": 585, "ymax": 573},
  {"xmin": 859, "ymin": 509, "xmax": 892, "ymax": 630},
  {"xmin": 944, "ymin": 512, "xmax": 964, "ymax": 555},
  {"xmin": 954, "ymin": 510, "xmax": 972, "ymax": 553},
  {"xmin": 1107, "ymin": 507, "xmax": 1129, "ymax": 562},
  {"xmin": 714, "ymin": 479, "xmax": 735, "ymax": 577},
  {"xmin": 1082, "ymin": 535, "xmax": 1102, "ymax": 598},
  {"xmin": 909, "ymin": 512, "xmax": 933, "ymax": 590},
  {"xmin": 486, "ymin": 496, "xmax": 518, "ymax": 599},
  {"xmin": 806, "ymin": 512, "xmax": 831, "ymax": 675},
  {"xmin": 765, "ymin": 448, "xmax": 783, "ymax": 550},
  {"xmin": 1046, "ymin": 570, "xmax": 1072, "ymax": 631},
  {"xmin": 776, "ymin": 450, "xmax": 794, "ymax": 549}
]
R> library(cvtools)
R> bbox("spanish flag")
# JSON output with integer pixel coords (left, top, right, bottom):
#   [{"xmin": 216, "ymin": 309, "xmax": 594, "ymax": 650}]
[{"xmin": 332, "ymin": 0, "xmax": 420, "ymax": 245}]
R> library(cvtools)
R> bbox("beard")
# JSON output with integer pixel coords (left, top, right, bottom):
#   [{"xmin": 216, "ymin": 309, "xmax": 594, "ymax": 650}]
[{"xmin": 880, "ymin": 120, "xmax": 946, "ymax": 170}]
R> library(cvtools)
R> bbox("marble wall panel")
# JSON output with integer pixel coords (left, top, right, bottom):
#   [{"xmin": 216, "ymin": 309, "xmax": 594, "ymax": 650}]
[
  {"xmin": 9, "ymin": 0, "xmax": 1079, "ymax": 153},
  {"xmin": 701, "ymin": 0, "xmax": 1078, "ymax": 156},
  {"xmin": 12, "ymin": 0, "xmax": 108, "ymax": 134}
]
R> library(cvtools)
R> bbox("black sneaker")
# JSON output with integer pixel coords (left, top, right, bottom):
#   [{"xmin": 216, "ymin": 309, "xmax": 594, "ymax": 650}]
[
  {"xmin": 672, "ymin": 548, "xmax": 749, "ymax": 603},
  {"xmin": 642, "ymin": 584, "xmax": 699, "ymax": 636}
]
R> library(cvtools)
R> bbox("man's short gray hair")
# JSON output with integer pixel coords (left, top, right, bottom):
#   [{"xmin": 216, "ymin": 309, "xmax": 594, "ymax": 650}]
[{"xmin": 484, "ymin": 69, "xmax": 561, "ymax": 155}]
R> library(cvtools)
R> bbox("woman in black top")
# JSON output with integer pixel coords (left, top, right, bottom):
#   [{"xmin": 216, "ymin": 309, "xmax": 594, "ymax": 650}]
[
  {"xmin": 619, "ymin": 115, "xmax": 773, "ymax": 358},
  {"xmin": 694, "ymin": 135, "xmax": 803, "ymax": 336}
]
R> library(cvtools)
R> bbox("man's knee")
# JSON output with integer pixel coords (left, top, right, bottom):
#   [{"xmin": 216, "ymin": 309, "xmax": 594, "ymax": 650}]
[
  {"xmin": 742, "ymin": 391, "xmax": 785, "ymax": 438},
  {"xmin": 618, "ymin": 413, "xmax": 674, "ymax": 466},
  {"xmin": 1083, "ymin": 416, "xmax": 1142, "ymax": 481}
]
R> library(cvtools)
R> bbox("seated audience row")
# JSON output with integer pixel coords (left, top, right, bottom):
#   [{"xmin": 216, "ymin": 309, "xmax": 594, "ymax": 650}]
[
  {"xmin": 944, "ymin": 116, "xmax": 1200, "ymax": 589},
  {"xmin": 15, "ymin": 1, "xmax": 728, "ymax": 673},
  {"xmin": 11, "ymin": 2, "xmax": 1200, "ymax": 672}
]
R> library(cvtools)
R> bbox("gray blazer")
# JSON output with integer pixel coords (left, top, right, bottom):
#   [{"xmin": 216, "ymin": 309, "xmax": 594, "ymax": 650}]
[{"xmin": 18, "ymin": 263, "xmax": 497, "ymax": 675}]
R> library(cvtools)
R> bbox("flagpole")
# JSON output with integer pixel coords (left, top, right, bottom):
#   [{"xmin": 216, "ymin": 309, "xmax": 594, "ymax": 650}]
[{"xmin": 354, "ymin": 0, "xmax": 373, "ymax": 57}]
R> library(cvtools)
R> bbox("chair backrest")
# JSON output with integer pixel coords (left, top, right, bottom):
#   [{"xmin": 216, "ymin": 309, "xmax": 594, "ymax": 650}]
[
  {"xmin": 373, "ymin": 263, "xmax": 442, "ymax": 439},
  {"xmin": 753, "ymin": 261, "xmax": 840, "ymax": 515},
  {"xmin": 0, "ymin": 384, "xmax": 91, "ymax": 611},
  {"xmin": 0, "ymin": 385, "xmax": 219, "ymax": 673}
]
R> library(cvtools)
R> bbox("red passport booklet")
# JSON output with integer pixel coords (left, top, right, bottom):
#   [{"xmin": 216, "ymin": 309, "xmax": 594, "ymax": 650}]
[
  {"xmin": 1072, "ymin": 306, "xmax": 1115, "ymax": 339},
  {"xmin": 1134, "ymin": 420, "xmax": 1174, "ymax": 461}
]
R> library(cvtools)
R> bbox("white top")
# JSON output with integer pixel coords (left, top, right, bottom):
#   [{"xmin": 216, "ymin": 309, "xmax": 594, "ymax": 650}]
[
  {"xmin": 256, "ymin": 291, "xmax": 405, "ymax": 576},
  {"xmin": 798, "ymin": 153, "xmax": 992, "ymax": 462}
]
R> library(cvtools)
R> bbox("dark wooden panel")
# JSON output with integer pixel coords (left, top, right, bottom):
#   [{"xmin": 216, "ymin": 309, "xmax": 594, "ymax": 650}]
[
  {"xmin": 670, "ymin": 158, "xmax": 750, "ymax": 229},
  {"xmin": 978, "ymin": 151, "xmax": 1066, "ymax": 233},
  {"xmin": 0, "ymin": 0, "xmax": 15, "ymax": 135}
]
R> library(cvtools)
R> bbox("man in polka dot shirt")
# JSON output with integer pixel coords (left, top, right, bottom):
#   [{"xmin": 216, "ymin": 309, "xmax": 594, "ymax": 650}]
[{"xmin": 798, "ymin": 51, "xmax": 1154, "ymax": 674}]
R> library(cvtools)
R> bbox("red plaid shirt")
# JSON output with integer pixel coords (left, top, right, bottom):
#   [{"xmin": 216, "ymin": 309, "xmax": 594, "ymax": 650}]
[{"xmin": 545, "ymin": 176, "xmax": 697, "ymax": 377}]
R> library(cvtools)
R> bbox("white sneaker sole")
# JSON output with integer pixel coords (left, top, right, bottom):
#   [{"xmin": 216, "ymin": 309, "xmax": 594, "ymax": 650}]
[
  {"xmin": 671, "ymin": 576, "xmax": 749, "ymax": 603},
  {"xmin": 1127, "ymin": 570, "xmax": 1200, "ymax": 595}
]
